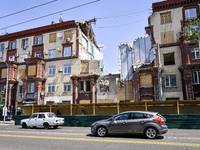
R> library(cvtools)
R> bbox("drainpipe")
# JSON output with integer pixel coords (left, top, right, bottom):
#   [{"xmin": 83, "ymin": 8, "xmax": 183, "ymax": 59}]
[{"xmin": 3, "ymin": 61, "xmax": 9, "ymax": 122}]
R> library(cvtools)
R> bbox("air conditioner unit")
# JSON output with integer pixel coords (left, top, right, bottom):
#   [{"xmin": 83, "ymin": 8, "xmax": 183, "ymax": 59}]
[
  {"xmin": 44, "ymin": 51, "xmax": 48, "ymax": 55},
  {"xmin": 15, "ymin": 53, "xmax": 19, "ymax": 57},
  {"xmin": 65, "ymin": 38, "xmax": 70, "ymax": 42},
  {"xmin": 58, "ymin": 68, "xmax": 63, "ymax": 72}
]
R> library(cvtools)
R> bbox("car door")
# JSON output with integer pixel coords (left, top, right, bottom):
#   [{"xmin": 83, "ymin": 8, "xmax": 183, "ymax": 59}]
[
  {"xmin": 27, "ymin": 114, "xmax": 38, "ymax": 126},
  {"xmin": 108, "ymin": 113, "xmax": 130, "ymax": 134},
  {"xmin": 126, "ymin": 113, "xmax": 147, "ymax": 133},
  {"xmin": 37, "ymin": 114, "xmax": 46, "ymax": 126}
]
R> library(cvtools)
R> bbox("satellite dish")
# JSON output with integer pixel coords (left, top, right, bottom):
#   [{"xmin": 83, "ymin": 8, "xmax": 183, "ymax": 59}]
[
  {"xmin": 57, "ymin": 33, "xmax": 62, "ymax": 38},
  {"xmin": 4, "ymin": 44, "xmax": 8, "ymax": 49}
]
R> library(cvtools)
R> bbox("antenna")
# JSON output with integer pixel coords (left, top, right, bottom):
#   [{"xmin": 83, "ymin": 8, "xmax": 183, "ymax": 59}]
[{"xmin": 88, "ymin": 17, "xmax": 97, "ymax": 25}]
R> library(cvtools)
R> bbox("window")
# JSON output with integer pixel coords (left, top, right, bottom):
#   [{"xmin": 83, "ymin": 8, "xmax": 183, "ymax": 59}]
[
  {"xmin": 1, "ymin": 85, "xmax": 6, "ymax": 94},
  {"xmin": 0, "ymin": 44, "xmax": 3, "ymax": 52},
  {"xmin": 30, "ymin": 114, "xmax": 37, "ymax": 118},
  {"xmin": 64, "ymin": 65, "xmax": 71, "ymax": 74},
  {"xmin": 49, "ymin": 50, "xmax": 56, "ymax": 58},
  {"xmin": 35, "ymin": 36, "xmax": 42, "ymax": 45},
  {"xmin": 21, "ymin": 54, "xmax": 27, "ymax": 62},
  {"xmin": 0, "ymin": 58, "xmax": 2, "ymax": 62},
  {"xmin": 35, "ymin": 52, "xmax": 41, "ymax": 57},
  {"xmin": 9, "ymin": 56, "xmax": 15, "ymax": 61},
  {"xmin": 49, "ymin": 33, "xmax": 56, "ymax": 43},
  {"xmin": 63, "ymin": 82, "xmax": 71, "ymax": 92},
  {"xmin": 49, "ymin": 66, "xmax": 55, "ymax": 75},
  {"xmin": 10, "ymin": 41, "xmax": 16, "ymax": 49},
  {"xmin": 81, "ymin": 62, "xmax": 89, "ymax": 72},
  {"xmin": 48, "ymin": 84, "xmax": 55, "ymax": 93},
  {"xmin": 113, "ymin": 113, "xmax": 129, "ymax": 121},
  {"xmin": 191, "ymin": 48, "xmax": 200, "ymax": 59},
  {"xmin": 28, "ymin": 83, "xmax": 35, "ymax": 93},
  {"xmin": 19, "ymin": 85, "xmax": 23, "ymax": 95},
  {"xmin": 38, "ymin": 114, "xmax": 45, "ymax": 118},
  {"xmin": 188, "ymin": 25, "xmax": 200, "ymax": 35},
  {"xmin": 79, "ymin": 81, "xmax": 91, "ymax": 92},
  {"xmin": 185, "ymin": 8, "xmax": 197, "ymax": 20},
  {"xmin": 64, "ymin": 30, "xmax": 72, "ymax": 40},
  {"xmin": 194, "ymin": 70, "xmax": 200, "ymax": 84},
  {"xmin": 140, "ymin": 74, "xmax": 152, "ymax": 86},
  {"xmin": 64, "ymin": 47, "xmax": 71, "ymax": 57},
  {"xmin": 165, "ymin": 75, "xmax": 177, "ymax": 87},
  {"xmin": 22, "ymin": 39, "xmax": 28, "ymax": 49},
  {"xmin": 164, "ymin": 53, "xmax": 175, "ymax": 65},
  {"xmin": 131, "ymin": 113, "xmax": 146, "ymax": 119},
  {"xmin": 160, "ymin": 12, "xmax": 171, "ymax": 24}
]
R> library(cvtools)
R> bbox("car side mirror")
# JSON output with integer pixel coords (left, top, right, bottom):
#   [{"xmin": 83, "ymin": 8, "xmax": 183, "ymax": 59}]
[{"xmin": 111, "ymin": 118, "xmax": 114, "ymax": 122}]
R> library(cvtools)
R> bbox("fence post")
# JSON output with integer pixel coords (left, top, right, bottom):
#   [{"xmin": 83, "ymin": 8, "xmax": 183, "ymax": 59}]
[
  {"xmin": 145, "ymin": 102, "xmax": 148, "ymax": 111},
  {"xmin": 32, "ymin": 105, "xmax": 34, "ymax": 114},
  {"xmin": 93, "ymin": 104, "xmax": 95, "ymax": 115},
  {"xmin": 117, "ymin": 103, "xmax": 120, "ymax": 114},
  {"xmin": 50, "ymin": 105, "xmax": 52, "ymax": 112},
  {"xmin": 70, "ymin": 104, "xmax": 72, "ymax": 115},
  {"xmin": 177, "ymin": 101, "xmax": 180, "ymax": 115}
]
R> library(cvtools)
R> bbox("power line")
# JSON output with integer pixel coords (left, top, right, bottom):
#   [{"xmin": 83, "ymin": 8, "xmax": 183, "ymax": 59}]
[
  {"xmin": 0, "ymin": 0, "xmax": 100, "ymax": 31},
  {"xmin": 0, "ymin": 0, "xmax": 58, "ymax": 20},
  {"xmin": 96, "ymin": 17, "xmax": 147, "ymax": 28}
]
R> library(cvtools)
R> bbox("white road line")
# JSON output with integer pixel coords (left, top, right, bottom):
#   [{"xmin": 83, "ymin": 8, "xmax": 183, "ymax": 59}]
[{"xmin": 166, "ymin": 137, "xmax": 200, "ymax": 140}]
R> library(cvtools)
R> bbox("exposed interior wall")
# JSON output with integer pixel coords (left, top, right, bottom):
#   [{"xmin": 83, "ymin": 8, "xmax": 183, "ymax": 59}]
[{"xmin": 116, "ymin": 78, "xmax": 133, "ymax": 101}]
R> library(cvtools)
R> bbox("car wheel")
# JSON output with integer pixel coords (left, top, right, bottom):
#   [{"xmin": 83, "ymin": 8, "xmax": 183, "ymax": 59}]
[
  {"xmin": 145, "ymin": 127, "xmax": 158, "ymax": 139},
  {"xmin": 43, "ymin": 123, "xmax": 50, "ymax": 129},
  {"xmin": 22, "ymin": 122, "xmax": 27, "ymax": 129},
  {"xmin": 97, "ymin": 126, "xmax": 107, "ymax": 137},
  {"xmin": 53, "ymin": 126, "xmax": 58, "ymax": 129}
]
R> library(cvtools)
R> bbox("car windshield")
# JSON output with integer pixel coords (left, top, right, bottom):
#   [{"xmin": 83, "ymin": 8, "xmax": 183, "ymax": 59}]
[{"xmin": 47, "ymin": 113, "xmax": 56, "ymax": 118}]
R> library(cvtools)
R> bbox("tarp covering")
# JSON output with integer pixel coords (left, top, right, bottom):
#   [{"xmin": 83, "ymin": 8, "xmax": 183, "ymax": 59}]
[{"xmin": 119, "ymin": 36, "xmax": 155, "ymax": 81}]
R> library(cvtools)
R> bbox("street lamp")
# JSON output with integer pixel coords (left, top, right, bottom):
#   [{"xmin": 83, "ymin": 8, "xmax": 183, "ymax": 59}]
[{"xmin": 3, "ymin": 61, "xmax": 9, "ymax": 122}]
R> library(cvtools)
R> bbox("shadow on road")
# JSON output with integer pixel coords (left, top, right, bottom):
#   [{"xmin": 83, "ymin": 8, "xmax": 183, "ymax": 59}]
[{"xmin": 86, "ymin": 133, "xmax": 164, "ymax": 140}]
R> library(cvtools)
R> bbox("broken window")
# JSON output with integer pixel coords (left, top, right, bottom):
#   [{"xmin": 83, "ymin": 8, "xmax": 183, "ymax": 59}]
[
  {"xmin": 160, "ymin": 12, "xmax": 171, "ymax": 24},
  {"xmin": 99, "ymin": 79, "xmax": 109, "ymax": 92},
  {"xmin": 79, "ymin": 81, "xmax": 91, "ymax": 92},
  {"xmin": 193, "ymin": 70, "xmax": 200, "ymax": 84},
  {"xmin": 164, "ymin": 53, "xmax": 175, "ymax": 65},
  {"xmin": 140, "ymin": 74, "xmax": 152, "ymax": 87},
  {"xmin": 49, "ymin": 33, "xmax": 56, "ymax": 43}
]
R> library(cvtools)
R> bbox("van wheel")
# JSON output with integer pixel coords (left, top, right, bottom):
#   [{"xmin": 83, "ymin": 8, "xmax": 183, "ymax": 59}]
[
  {"xmin": 97, "ymin": 126, "xmax": 107, "ymax": 137},
  {"xmin": 22, "ymin": 122, "xmax": 27, "ymax": 128},
  {"xmin": 43, "ymin": 123, "xmax": 50, "ymax": 129},
  {"xmin": 145, "ymin": 127, "xmax": 158, "ymax": 139}
]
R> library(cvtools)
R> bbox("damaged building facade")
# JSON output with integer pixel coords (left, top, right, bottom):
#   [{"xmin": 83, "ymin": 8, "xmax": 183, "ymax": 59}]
[
  {"xmin": 0, "ymin": 19, "xmax": 103, "ymax": 110},
  {"xmin": 119, "ymin": 0, "xmax": 200, "ymax": 101}
]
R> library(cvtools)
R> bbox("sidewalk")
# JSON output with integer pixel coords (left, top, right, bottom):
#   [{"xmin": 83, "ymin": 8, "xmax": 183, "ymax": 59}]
[{"xmin": 0, "ymin": 120, "xmax": 15, "ymax": 125}]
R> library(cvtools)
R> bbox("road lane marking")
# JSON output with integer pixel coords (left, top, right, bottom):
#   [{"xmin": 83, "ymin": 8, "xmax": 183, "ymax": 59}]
[
  {"xmin": 62, "ymin": 130, "xmax": 72, "ymax": 131},
  {"xmin": 171, "ymin": 133, "xmax": 190, "ymax": 135},
  {"xmin": 0, "ymin": 134, "xmax": 200, "ymax": 147},
  {"xmin": 6, "ymin": 128, "xmax": 13, "ymax": 129}
]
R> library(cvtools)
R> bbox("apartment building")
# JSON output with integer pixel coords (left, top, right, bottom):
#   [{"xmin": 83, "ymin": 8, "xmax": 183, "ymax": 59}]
[
  {"xmin": 145, "ymin": 0, "xmax": 200, "ymax": 100},
  {"xmin": 0, "ymin": 19, "xmax": 103, "ymax": 110}
]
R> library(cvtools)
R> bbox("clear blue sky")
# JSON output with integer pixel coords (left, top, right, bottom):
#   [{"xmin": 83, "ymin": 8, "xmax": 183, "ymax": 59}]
[{"xmin": 0, "ymin": 0, "xmax": 160, "ymax": 74}]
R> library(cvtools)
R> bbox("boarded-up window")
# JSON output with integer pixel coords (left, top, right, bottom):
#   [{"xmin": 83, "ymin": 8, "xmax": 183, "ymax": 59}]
[
  {"xmin": 64, "ymin": 30, "xmax": 72, "ymax": 39},
  {"xmin": 28, "ymin": 65, "xmax": 36, "ymax": 76},
  {"xmin": 49, "ymin": 33, "xmax": 56, "ymax": 43},
  {"xmin": 1, "ymin": 68, "xmax": 7, "ymax": 78},
  {"xmin": 161, "ymin": 12, "xmax": 172, "ymax": 24},
  {"xmin": 19, "ymin": 69, "xmax": 25, "ymax": 79},
  {"xmin": 140, "ymin": 74, "xmax": 152, "ymax": 86},
  {"xmin": 161, "ymin": 31, "xmax": 174, "ymax": 44},
  {"xmin": 81, "ymin": 62, "xmax": 89, "ymax": 72}
]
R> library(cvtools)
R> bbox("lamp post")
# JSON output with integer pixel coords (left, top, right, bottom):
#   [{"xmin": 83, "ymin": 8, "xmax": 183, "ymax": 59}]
[{"xmin": 3, "ymin": 61, "xmax": 9, "ymax": 122}]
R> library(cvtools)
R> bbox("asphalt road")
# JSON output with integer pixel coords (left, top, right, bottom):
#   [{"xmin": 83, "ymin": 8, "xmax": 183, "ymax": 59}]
[{"xmin": 0, "ymin": 124, "xmax": 200, "ymax": 150}]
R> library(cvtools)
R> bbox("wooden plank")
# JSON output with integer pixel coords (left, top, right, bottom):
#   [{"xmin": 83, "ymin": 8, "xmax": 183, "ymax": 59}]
[
  {"xmin": 70, "ymin": 104, "xmax": 72, "ymax": 115},
  {"xmin": 32, "ymin": 105, "xmax": 34, "ymax": 114},
  {"xmin": 117, "ymin": 103, "xmax": 119, "ymax": 114},
  {"xmin": 93, "ymin": 104, "xmax": 95, "ymax": 115},
  {"xmin": 177, "ymin": 101, "xmax": 180, "ymax": 115}
]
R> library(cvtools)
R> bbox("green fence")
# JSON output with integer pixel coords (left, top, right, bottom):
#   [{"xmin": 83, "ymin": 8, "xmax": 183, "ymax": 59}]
[
  {"xmin": 0, "ymin": 109, "xmax": 2, "ymax": 121},
  {"xmin": 15, "ymin": 114, "xmax": 200, "ymax": 129}
]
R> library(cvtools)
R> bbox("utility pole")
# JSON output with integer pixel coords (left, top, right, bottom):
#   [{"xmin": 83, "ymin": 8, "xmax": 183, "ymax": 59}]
[{"xmin": 157, "ymin": 43, "xmax": 162, "ymax": 101}]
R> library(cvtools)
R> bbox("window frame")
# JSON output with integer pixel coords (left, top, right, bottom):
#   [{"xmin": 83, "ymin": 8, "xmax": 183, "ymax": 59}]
[
  {"xmin": 49, "ymin": 49, "xmax": 56, "ymax": 59},
  {"xmin": 0, "ymin": 44, "xmax": 3, "ymax": 52},
  {"xmin": 163, "ymin": 52, "xmax": 175, "ymax": 66},
  {"xmin": 28, "ymin": 83, "xmax": 35, "ymax": 93},
  {"xmin": 9, "ymin": 56, "xmax": 15, "ymax": 61},
  {"xmin": 48, "ymin": 84, "xmax": 55, "ymax": 93},
  {"xmin": 140, "ymin": 74, "xmax": 152, "ymax": 87},
  {"xmin": 191, "ymin": 48, "xmax": 200, "ymax": 60},
  {"xmin": 79, "ymin": 80, "xmax": 91, "ymax": 92},
  {"xmin": 64, "ymin": 47, "xmax": 72, "ymax": 57},
  {"xmin": 21, "ymin": 54, "xmax": 27, "ymax": 62},
  {"xmin": 48, "ymin": 66, "xmax": 56, "ymax": 75},
  {"xmin": 10, "ymin": 41, "xmax": 16, "ymax": 49},
  {"xmin": 165, "ymin": 75, "xmax": 177, "ymax": 88},
  {"xmin": 193, "ymin": 70, "xmax": 200, "ymax": 84},
  {"xmin": 1, "ymin": 85, "xmax": 6, "ymax": 94},
  {"xmin": 35, "ymin": 52, "xmax": 41, "ymax": 58},
  {"xmin": 22, "ymin": 39, "xmax": 28, "ymax": 49},
  {"xmin": 63, "ymin": 82, "xmax": 71, "ymax": 92},
  {"xmin": 64, "ymin": 65, "xmax": 71, "ymax": 74},
  {"xmin": 185, "ymin": 8, "xmax": 197, "ymax": 20},
  {"xmin": 35, "ymin": 36, "xmax": 42, "ymax": 45},
  {"xmin": 160, "ymin": 12, "xmax": 172, "ymax": 24},
  {"xmin": 19, "ymin": 85, "xmax": 23, "ymax": 95}
]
